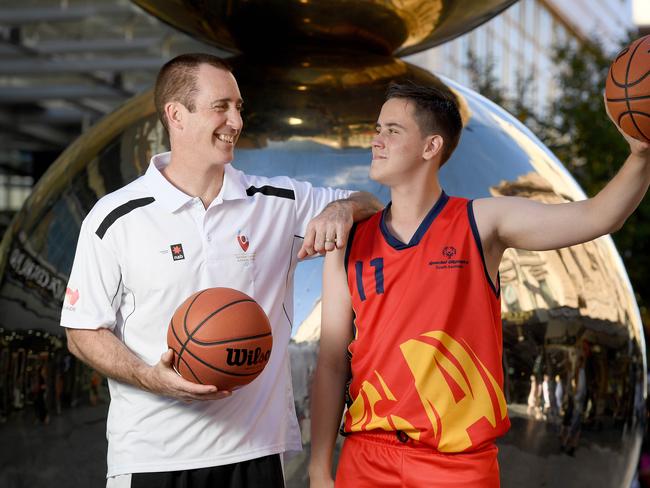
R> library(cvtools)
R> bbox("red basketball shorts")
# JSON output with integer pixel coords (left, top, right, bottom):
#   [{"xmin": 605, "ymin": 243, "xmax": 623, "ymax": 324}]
[{"xmin": 335, "ymin": 432, "xmax": 500, "ymax": 488}]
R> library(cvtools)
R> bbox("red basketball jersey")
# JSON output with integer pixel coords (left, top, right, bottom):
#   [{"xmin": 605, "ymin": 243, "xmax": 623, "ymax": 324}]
[{"xmin": 343, "ymin": 193, "xmax": 510, "ymax": 453}]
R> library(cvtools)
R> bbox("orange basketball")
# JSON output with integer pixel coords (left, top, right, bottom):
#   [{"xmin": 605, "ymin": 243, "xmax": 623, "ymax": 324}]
[
  {"xmin": 167, "ymin": 287, "xmax": 272, "ymax": 391},
  {"xmin": 605, "ymin": 35, "xmax": 650, "ymax": 142}
]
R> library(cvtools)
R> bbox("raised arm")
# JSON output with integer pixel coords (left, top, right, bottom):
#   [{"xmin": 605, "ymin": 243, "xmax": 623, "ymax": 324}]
[
  {"xmin": 474, "ymin": 115, "xmax": 650, "ymax": 280},
  {"xmin": 298, "ymin": 191, "xmax": 382, "ymax": 258},
  {"xmin": 66, "ymin": 327, "xmax": 230, "ymax": 402},
  {"xmin": 309, "ymin": 248, "xmax": 354, "ymax": 487}
]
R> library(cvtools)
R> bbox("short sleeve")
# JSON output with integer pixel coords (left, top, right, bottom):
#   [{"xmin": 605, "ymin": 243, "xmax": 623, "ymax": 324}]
[
  {"xmin": 291, "ymin": 179, "xmax": 353, "ymax": 237},
  {"xmin": 60, "ymin": 217, "xmax": 122, "ymax": 330}
]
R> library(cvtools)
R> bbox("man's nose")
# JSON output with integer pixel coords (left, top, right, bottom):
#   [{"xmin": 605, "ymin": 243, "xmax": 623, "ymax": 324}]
[{"xmin": 227, "ymin": 108, "xmax": 243, "ymax": 131}]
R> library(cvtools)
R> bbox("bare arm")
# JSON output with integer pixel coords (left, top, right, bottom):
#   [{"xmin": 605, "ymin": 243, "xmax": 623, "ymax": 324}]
[
  {"xmin": 66, "ymin": 327, "xmax": 230, "ymax": 401},
  {"xmin": 298, "ymin": 191, "xmax": 382, "ymax": 258},
  {"xmin": 475, "ymin": 118, "xmax": 650, "ymax": 280},
  {"xmin": 309, "ymin": 248, "xmax": 354, "ymax": 487}
]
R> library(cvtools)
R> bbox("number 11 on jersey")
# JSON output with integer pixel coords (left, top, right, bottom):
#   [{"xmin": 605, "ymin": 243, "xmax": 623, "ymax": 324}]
[{"xmin": 354, "ymin": 257, "xmax": 384, "ymax": 301}]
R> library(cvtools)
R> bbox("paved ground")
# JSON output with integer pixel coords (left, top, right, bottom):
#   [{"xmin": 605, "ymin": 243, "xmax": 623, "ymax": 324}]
[
  {"xmin": 0, "ymin": 401, "xmax": 640, "ymax": 488},
  {"xmin": 0, "ymin": 402, "xmax": 108, "ymax": 488}
]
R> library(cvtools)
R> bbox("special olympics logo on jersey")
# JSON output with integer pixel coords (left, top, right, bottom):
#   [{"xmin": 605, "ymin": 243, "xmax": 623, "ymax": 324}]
[{"xmin": 442, "ymin": 246, "xmax": 456, "ymax": 260}]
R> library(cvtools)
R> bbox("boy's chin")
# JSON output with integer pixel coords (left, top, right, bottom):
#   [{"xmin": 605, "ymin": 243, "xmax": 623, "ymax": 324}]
[{"xmin": 369, "ymin": 171, "xmax": 389, "ymax": 186}]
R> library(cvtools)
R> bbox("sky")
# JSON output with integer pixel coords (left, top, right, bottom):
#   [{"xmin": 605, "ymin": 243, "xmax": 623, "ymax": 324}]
[{"xmin": 633, "ymin": 0, "xmax": 650, "ymax": 25}]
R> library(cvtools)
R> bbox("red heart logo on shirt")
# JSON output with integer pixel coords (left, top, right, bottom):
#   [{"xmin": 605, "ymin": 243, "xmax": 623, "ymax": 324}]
[{"xmin": 65, "ymin": 287, "xmax": 79, "ymax": 306}]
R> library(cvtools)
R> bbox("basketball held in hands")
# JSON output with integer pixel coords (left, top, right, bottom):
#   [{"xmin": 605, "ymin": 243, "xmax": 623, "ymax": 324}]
[{"xmin": 167, "ymin": 287, "xmax": 273, "ymax": 391}]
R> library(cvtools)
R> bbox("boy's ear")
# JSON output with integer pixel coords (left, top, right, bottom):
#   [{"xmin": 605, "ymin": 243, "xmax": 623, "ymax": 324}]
[{"xmin": 423, "ymin": 134, "xmax": 444, "ymax": 161}]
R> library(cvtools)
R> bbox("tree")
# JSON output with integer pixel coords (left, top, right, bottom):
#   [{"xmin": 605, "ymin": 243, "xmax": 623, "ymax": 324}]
[
  {"xmin": 539, "ymin": 34, "xmax": 650, "ymax": 317},
  {"xmin": 465, "ymin": 50, "xmax": 507, "ymax": 107},
  {"xmin": 464, "ymin": 51, "xmax": 539, "ymax": 131},
  {"xmin": 465, "ymin": 35, "xmax": 650, "ymax": 316}
]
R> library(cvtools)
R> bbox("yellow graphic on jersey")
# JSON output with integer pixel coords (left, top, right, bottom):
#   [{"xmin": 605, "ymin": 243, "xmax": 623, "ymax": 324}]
[
  {"xmin": 347, "ymin": 370, "xmax": 418, "ymax": 439},
  {"xmin": 400, "ymin": 330, "xmax": 507, "ymax": 452}
]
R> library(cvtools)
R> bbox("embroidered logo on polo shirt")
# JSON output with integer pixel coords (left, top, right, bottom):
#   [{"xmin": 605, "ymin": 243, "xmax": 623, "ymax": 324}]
[
  {"xmin": 170, "ymin": 243, "xmax": 185, "ymax": 261},
  {"xmin": 235, "ymin": 230, "xmax": 256, "ymax": 265},
  {"xmin": 237, "ymin": 232, "xmax": 250, "ymax": 252}
]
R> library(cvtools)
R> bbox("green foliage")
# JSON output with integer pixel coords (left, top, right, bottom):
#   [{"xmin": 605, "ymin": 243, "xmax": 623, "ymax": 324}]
[
  {"xmin": 464, "ymin": 51, "xmax": 539, "ymax": 131},
  {"xmin": 465, "ymin": 51, "xmax": 507, "ymax": 107},
  {"xmin": 465, "ymin": 34, "xmax": 650, "ymax": 310},
  {"xmin": 542, "ymin": 34, "xmax": 650, "ymax": 312},
  {"xmin": 542, "ymin": 39, "xmax": 629, "ymax": 194}
]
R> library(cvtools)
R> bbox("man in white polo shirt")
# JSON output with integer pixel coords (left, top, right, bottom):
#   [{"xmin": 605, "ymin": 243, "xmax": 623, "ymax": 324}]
[{"xmin": 60, "ymin": 53, "xmax": 380, "ymax": 488}]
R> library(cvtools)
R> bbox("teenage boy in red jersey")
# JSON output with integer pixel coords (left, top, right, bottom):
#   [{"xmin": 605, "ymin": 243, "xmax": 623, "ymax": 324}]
[{"xmin": 309, "ymin": 82, "xmax": 650, "ymax": 487}]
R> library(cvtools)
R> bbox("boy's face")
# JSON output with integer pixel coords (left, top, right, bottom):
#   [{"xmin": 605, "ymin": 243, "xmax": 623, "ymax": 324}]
[{"xmin": 370, "ymin": 98, "xmax": 431, "ymax": 186}]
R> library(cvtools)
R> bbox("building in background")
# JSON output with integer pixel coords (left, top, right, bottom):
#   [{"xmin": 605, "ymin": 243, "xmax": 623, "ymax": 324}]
[
  {"xmin": 408, "ymin": 0, "xmax": 636, "ymax": 114},
  {"xmin": 635, "ymin": 0, "xmax": 650, "ymax": 35},
  {"xmin": 0, "ymin": 0, "xmax": 224, "ymax": 235}
]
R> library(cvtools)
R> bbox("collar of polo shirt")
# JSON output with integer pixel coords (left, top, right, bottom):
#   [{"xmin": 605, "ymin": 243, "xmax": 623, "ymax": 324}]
[{"xmin": 144, "ymin": 152, "xmax": 248, "ymax": 212}]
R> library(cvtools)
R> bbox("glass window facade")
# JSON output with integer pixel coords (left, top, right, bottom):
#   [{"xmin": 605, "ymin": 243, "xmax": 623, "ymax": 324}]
[
  {"xmin": 0, "ymin": 175, "xmax": 33, "ymax": 211},
  {"xmin": 409, "ymin": 0, "xmax": 633, "ymax": 117}
]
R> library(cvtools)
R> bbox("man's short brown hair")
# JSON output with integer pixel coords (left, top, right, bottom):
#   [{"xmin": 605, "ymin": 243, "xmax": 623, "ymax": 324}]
[{"xmin": 154, "ymin": 53, "xmax": 232, "ymax": 132}]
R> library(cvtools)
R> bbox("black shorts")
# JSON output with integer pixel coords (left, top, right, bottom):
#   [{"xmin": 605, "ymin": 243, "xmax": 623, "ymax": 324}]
[{"xmin": 126, "ymin": 454, "xmax": 284, "ymax": 488}]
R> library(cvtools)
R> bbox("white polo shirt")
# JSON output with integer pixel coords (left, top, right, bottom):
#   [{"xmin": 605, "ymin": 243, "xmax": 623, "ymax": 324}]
[{"xmin": 60, "ymin": 152, "xmax": 350, "ymax": 477}]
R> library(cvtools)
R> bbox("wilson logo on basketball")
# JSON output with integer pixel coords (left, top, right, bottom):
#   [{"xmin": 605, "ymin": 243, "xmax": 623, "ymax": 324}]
[
  {"xmin": 226, "ymin": 347, "xmax": 271, "ymax": 366},
  {"xmin": 237, "ymin": 233, "xmax": 250, "ymax": 252}
]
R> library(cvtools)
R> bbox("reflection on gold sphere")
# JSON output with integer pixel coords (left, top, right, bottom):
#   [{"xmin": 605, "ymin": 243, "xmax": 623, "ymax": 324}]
[
  {"xmin": 132, "ymin": 0, "xmax": 517, "ymax": 55},
  {"xmin": 232, "ymin": 52, "xmax": 459, "ymax": 148}
]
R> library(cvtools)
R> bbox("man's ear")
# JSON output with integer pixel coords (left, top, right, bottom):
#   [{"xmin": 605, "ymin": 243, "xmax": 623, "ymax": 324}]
[
  {"xmin": 165, "ymin": 102, "xmax": 184, "ymax": 131},
  {"xmin": 423, "ymin": 134, "xmax": 444, "ymax": 161}
]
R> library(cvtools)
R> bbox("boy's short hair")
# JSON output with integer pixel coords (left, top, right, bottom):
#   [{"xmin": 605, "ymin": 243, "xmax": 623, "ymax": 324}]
[{"xmin": 386, "ymin": 81, "xmax": 463, "ymax": 165}]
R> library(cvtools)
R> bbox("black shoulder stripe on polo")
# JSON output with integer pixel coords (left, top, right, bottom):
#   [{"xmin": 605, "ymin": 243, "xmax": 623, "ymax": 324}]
[
  {"xmin": 246, "ymin": 185, "xmax": 295, "ymax": 200},
  {"xmin": 96, "ymin": 197, "xmax": 155, "ymax": 239}
]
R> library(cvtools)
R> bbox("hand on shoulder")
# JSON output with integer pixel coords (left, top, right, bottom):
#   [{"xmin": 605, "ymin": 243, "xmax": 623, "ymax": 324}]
[{"xmin": 298, "ymin": 200, "xmax": 353, "ymax": 258}]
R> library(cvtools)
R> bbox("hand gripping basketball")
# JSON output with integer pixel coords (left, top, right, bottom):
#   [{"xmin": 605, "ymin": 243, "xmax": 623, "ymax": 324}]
[
  {"xmin": 167, "ymin": 287, "xmax": 273, "ymax": 391},
  {"xmin": 605, "ymin": 35, "xmax": 650, "ymax": 143}
]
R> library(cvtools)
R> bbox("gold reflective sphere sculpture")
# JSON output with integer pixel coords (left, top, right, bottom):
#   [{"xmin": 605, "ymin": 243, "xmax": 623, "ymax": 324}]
[{"xmin": 0, "ymin": 1, "xmax": 644, "ymax": 487}]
